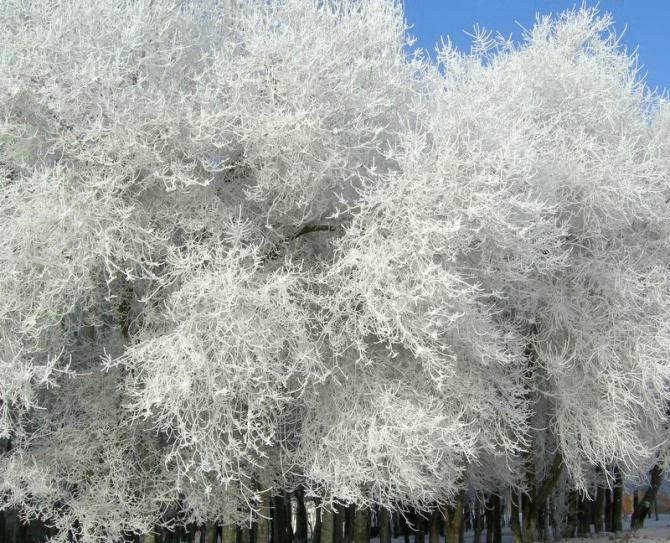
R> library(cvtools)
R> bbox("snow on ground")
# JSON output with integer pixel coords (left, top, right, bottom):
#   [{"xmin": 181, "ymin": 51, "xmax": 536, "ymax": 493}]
[{"xmin": 366, "ymin": 515, "xmax": 670, "ymax": 543}]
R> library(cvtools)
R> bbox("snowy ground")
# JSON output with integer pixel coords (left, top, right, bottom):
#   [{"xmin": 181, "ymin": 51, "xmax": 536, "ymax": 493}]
[
  {"xmin": 194, "ymin": 516, "xmax": 670, "ymax": 543},
  {"xmin": 366, "ymin": 515, "xmax": 670, "ymax": 543}
]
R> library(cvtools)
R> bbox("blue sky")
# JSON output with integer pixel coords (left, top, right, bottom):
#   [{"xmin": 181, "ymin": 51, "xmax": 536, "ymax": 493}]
[{"xmin": 403, "ymin": 1, "xmax": 670, "ymax": 93}]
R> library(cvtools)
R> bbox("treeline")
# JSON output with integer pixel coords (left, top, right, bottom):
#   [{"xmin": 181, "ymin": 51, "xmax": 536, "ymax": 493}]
[{"xmin": 2, "ymin": 472, "xmax": 664, "ymax": 543}]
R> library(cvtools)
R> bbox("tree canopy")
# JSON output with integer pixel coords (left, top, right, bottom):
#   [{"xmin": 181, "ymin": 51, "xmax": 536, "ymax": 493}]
[{"xmin": 0, "ymin": 1, "xmax": 668, "ymax": 542}]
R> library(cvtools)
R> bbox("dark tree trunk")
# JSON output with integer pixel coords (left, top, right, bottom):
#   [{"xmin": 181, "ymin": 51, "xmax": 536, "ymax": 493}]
[
  {"xmin": 312, "ymin": 498, "xmax": 321, "ymax": 543},
  {"xmin": 521, "ymin": 493, "xmax": 537, "ymax": 543},
  {"xmin": 295, "ymin": 488, "xmax": 308, "ymax": 543},
  {"xmin": 175, "ymin": 524, "xmax": 186, "ymax": 543},
  {"xmin": 257, "ymin": 494, "xmax": 272, "ymax": 543},
  {"xmin": 402, "ymin": 514, "xmax": 410, "ymax": 543},
  {"xmin": 631, "ymin": 464, "xmax": 663, "ymax": 530},
  {"xmin": 562, "ymin": 490, "xmax": 577, "ymax": 539},
  {"xmin": 334, "ymin": 505, "xmax": 345, "ymax": 543},
  {"xmin": 593, "ymin": 485, "xmax": 605, "ymax": 533},
  {"xmin": 612, "ymin": 467, "xmax": 623, "ymax": 533},
  {"xmin": 492, "ymin": 496, "xmax": 501, "ymax": 543},
  {"xmin": 485, "ymin": 498, "xmax": 494, "ymax": 543},
  {"xmin": 472, "ymin": 500, "xmax": 484, "ymax": 543},
  {"xmin": 549, "ymin": 498, "xmax": 561, "ymax": 542},
  {"xmin": 577, "ymin": 494, "xmax": 591, "ymax": 537},
  {"xmin": 445, "ymin": 492, "xmax": 464, "ymax": 543},
  {"xmin": 540, "ymin": 502, "xmax": 550, "ymax": 543},
  {"xmin": 222, "ymin": 525, "xmax": 237, "ymax": 543},
  {"xmin": 415, "ymin": 512, "xmax": 425, "ymax": 543},
  {"xmin": 379, "ymin": 509, "xmax": 391, "ymax": 543},
  {"xmin": 18, "ymin": 519, "xmax": 30, "ymax": 543},
  {"xmin": 313, "ymin": 498, "xmax": 322, "ymax": 543},
  {"xmin": 604, "ymin": 488, "xmax": 612, "ymax": 532},
  {"xmin": 344, "ymin": 505, "xmax": 356, "ymax": 543},
  {"xmin": 521, "ymin": 452, "xmax": 563, "ymax": 543},
  {"xmin": 510, "ymin": 490, "xmax": 522, "ymax": 543},
  {"xmin": 472, "ymin": 504, "xmax": 483, "ymax": 543},
  {"xmin": 353, "ymin": 507, "xmax": 368, "ymax": 543},
  {"xmin": 320, "ymin": 508, "xmax": 335, "ymax": 543},
  {"xmin": 285, "ymin": 495, "xmax": 294, "ymax": 543},
  {"xmin": 207, "ymin": 523, "xmax": 220, "ymax": 543},
  {"xmin": 273, "ymin": 494, "xmax": 288, "ymax": 543},
  {"xmin": 392, "ymin": 513, "xmax": 400, "ymax": 539},
  {"xmin": 429, "ymin": 509, "xmax": 441, "ymax": 543}
]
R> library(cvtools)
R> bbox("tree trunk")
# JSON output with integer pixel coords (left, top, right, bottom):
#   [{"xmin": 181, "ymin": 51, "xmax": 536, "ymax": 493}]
[
  {"xmin": 257, "ymin": 493, "xmax": 272, "ymax": 543},
  {"xmin": 549, "ymin": 498, "xmax": 561, "ymax": 543},
  {"xmin": 208, "ymin": 523, "xmax": 220, "ymax": 543},
  {"xmin": 18, "ymin": 520, "xmax": 30, "ymax": 543},
  {"xmin": 241, "ymin": 527, "xmax": 252, "ymax": 543},
  {"xmin": 415, "ymin": 512, "xmax": 425, "ymax": 543},
  {"xmin": 429, "ymin": 509, "xmax": 441, "ymax": 543},
  {"xmin": 521, "ymin": 451, "xmax": 562, "ymax": 543},
  {"xmin": 593, "ymin": 486, "xmax": 605, "ymax": 534},
  {"xmin": 321, "ymin": 508, "xmax": 335, "ymax": 543},
  {"xmin": 379, "ymin": 509, "xmax": 391, "ymax": 543},
  {"xmin": 604, "ymin": 488, "xmax": 612, "ymax": 532},
  {"xmin": 631, "ymin": 464, "xmax": 663, "ymax": 530},
  {"xmin": 473, "ymin": 504, "xmax": 483, "ymax": 543},
  {"xmin": 612, "ymin": 467, "xmax": 623, "ymax": 533},
  {"xmin": 312, "ymin": 498, "xmax": 321, "ymax": 543},
  {"xmin": 510, "ymin": 490, "xmax": 522, "ymax": 543},
  {"xmin": 354, "ymin": 507, "xmax": 369, "ymax": 543},
  {"xmin": 485, "ymin": 498, "xmax": 493, "ymax": 543},
  {"xmin": 286, "ymin": 494, "xmax": 294, "ymax": 543},
  {"xmin": 334, "ymin": 505, "xmax": 345, "ymax": 543},
  {"xmin": 562, "ymin": 490, "xmax": 577, "ymax": 539},
  {"xmin": 492, "ymin": 496, "xmax": 501, "ymax": 543},
  {"xmin": 401, "ymin": 514, "xmax": 410, "ymax": 543},
  {"xmin": 344, "ymin": 505, "xmax": 356, "ymax": 543},
  {"xmin": 445, "ymin": 492, "xmax": 464, "ymax": 543},
  {"xmin": 540, "ymin": 502, "xmax": 550, "ymax": 543},
  {"xmin": 273, "ymin": 495, "xmax": 287, "ymax": 543},
  {"xmin": 521, "ymin": 493, "xmax": 538, "ymax": 543},
  {"xmin": 313, "ymin": 499, "xmax": 322, "ymax": 543},
  {"xmin": 222, "ymin": 525, "xmax": 237, "ymax": 543},
  {"xmin": 577, "ymin": 494, "xmax": 590, "ymax": 537},
  {"xmin": 295, "ymin": 488, "xmax": 309, "ymax": 543}
]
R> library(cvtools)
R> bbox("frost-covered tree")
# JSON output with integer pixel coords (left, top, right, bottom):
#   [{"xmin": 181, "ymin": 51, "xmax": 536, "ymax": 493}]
[
  {"xmin": 427, "ymin": 9, "xmax": 670, "ymax": 541},
  {"xmin": 0, "ymin": 1, "xmax": 669, "ymax": 542},
  {"xmin": 0, "ymin": 0, "xmax": 527, "ymax": 539}
]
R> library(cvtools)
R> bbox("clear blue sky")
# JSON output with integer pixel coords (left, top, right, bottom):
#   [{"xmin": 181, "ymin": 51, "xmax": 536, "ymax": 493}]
[{"xmin": 403, "ymin": 1, "xmax": 670, "ymax": 93}]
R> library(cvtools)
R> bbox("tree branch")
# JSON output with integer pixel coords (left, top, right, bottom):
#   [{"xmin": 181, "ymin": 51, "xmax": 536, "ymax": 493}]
[{"xmin": 289, "ymin": 223, "xmax": 339, "ymax": 241}]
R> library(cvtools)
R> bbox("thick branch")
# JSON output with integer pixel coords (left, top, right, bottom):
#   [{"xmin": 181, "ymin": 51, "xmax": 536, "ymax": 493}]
[
  {"xmin": 631, "ymin": 463, "xmax": 663, "ymax": 530},
  {"xmin": 289, "ymin": 223, "xmax": 339, "ymax": 240}
]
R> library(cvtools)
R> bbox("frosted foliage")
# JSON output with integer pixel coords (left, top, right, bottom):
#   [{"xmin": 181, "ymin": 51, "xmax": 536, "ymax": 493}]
[
  {"xmin": 432, "ymin": 9, "xmax": 670, "ymax": 485},
  {"xmin": 0, "ymin": 1, "xmax": 668, "ymax": 541},
  {"xmin": 0, "ymin": 371, "xmax": 165, "ymax": 542},
  {"xmin": 115, "ymin": 242, "xmax": 322, "ymax": 496}
]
